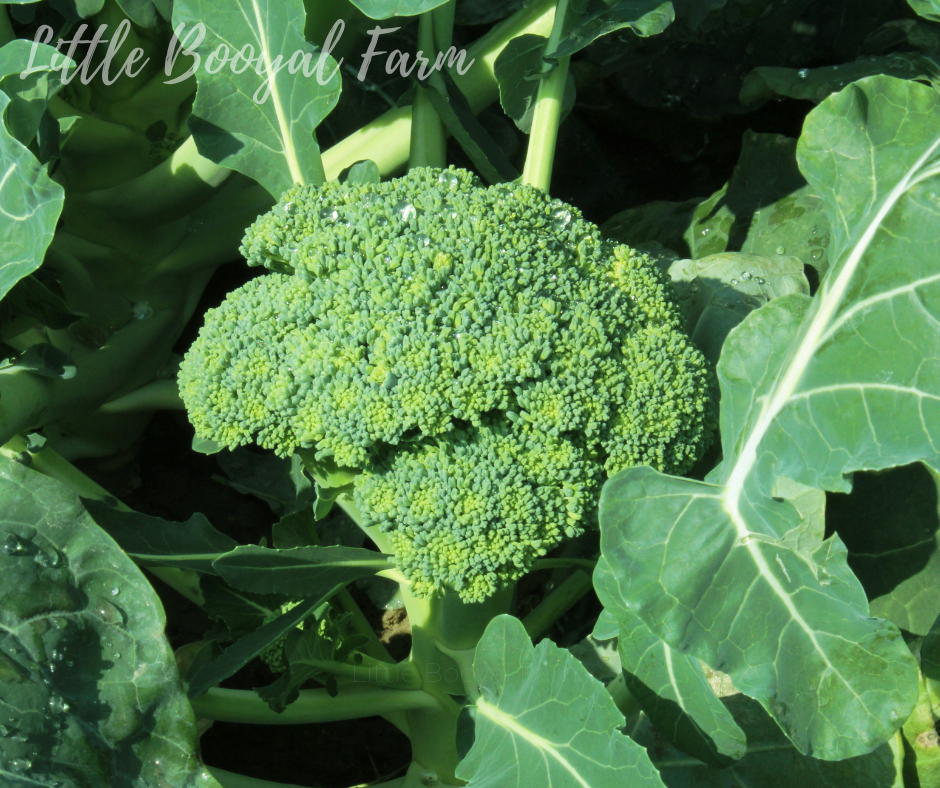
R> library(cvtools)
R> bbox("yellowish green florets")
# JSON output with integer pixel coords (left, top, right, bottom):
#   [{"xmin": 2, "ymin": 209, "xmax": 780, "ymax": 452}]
[{"xmin": 180, "ymin": 168, "xmax": 714, "ymax": 602}]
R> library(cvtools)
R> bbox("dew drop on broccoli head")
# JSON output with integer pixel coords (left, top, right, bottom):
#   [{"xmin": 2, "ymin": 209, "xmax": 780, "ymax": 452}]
[
  {"xmin": 552, "ymin": 209, "xmax": 572, "ymax": 230},
  {"xmin": 131, "ymin": 301, "xmax": 153, "ymax": 321},
  {"xmin": 416, "ymin": 234, "xmax": 430, "ymax": 248},
  {"xmin": 375, "ymin": 215, "xmax": 389, "ymax": 227},
  {"xmin": 319, "ymin": 208, "xmax": 339, "ymax": 222},
  {"xmin": 395, "ymin": 201, "xmax": 417, "ymax": 221},
  {"xmin": 438, "ymin": 171, "xmax": 459, "ymax": 190}
]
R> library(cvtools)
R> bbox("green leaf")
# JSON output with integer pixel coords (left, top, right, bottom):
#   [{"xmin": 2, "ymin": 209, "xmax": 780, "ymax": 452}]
[
  {"xmin": 741, "ymin": 55, "xmax": 940, "ymax": 108},
  {"xmin": 48, "ymin": 0, "xmax": 106, "ymax": 19},
  {"xmin": 272, "ymin": 510, "xmax": 320, "ymax": 549},
  {"xmin": 420, "ymin": 69, "xmax": 520, "ymax": 184},
  {"xmin": 456, "ymin": 615, "xmax": 667, "ymax": 788},
  {"xmin": 665, "ymin": 251, "xmax": 810, "ymax": 364},
  {"xmin": 172, "ymin": 0, "xmax": 342, "ymax": 196},
  {"xmin": 596, "ymin": 560, "xmax": 747, "ymax": 768},
  {"xmin": 909, "ymin": 0, "xmax": 940, "ymax": 22},
  {"xmin": 0, "ymin": 343, "xmax": 76, "ymax": 379},
  {"xmin": 187, "ymin": 594, "xmax": 327, "ymax": 699},
  {"xmin": 552, "ymin": 1, "xmax": 675, "ymax": 58},
  {"xmin": 827, "ymin": 464, "xmax": 940, "ymax": 636},
  {"xmin": 684, "ymin": 131, "xmax": 832, "ymax": 274},
  {"xmin": 256, "ymin": 611, "xmax": 369, "ymax": 712},
  {"xmin": 600, "ymin": 74, "xmax": 940, "ymax": 760},
  {"xmin": 347, "ymin": 0, "xmax": 450, "ymax": 18},
  {"xmin": 212, "ymin": 545, "xmax": 390, "ymax": 597},
  {"xmin": 0, "ymin": 92, "xmax": 64, "ymax": 302},
  {"xmin": 341, "ymin": 159, "xmax": 381, "ymax": 184},
  {"xmin": 0, "ymin": 40, "xmax": 76, "ymax": 146},
  {"xmin": 201, "ymin": 576, "xmax": 285, "ymax": 636},
  {"xmin": 455, "ymin": 0, "xmax": 524, "ymax": 26},
  {"xmin": 602, "ymin": 197, "xmax": 700, "ymax": 259},
  {"xmin": 0, "ymin": 456, "xmax": 220, "ymax": 787},
  {"xmin": 0, "ymin": 275, "xmax": 79, "ymax": 342},
  {"xmin": 82, "ymin": 499, "xmax": 239, "ymax": 575},
  {"xmin": 636, "ymin": 693, "xmax": 906, "ymax": 788},
  {"xmin": 114, "ymin": 0, "xmax": 169, "ymax": 27},
  {"xmin": 494, "ymin": 34, "xmax": 575, "ymax": 134},
  {"xmin": 215, "ymin": 448, "xmax": 313, "ymax": 515}
]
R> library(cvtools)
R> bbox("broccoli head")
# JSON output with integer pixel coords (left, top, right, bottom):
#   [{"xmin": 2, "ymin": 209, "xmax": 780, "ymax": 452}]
[{"xmin": 179, "ymin": 167, "xmax": 714, "ymax": 602}]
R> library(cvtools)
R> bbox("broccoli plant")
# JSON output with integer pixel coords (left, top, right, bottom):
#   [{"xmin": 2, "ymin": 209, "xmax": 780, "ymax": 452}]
[{"xmin": 1, "ymin": 1, "xmax": 939, "ymax": 788}]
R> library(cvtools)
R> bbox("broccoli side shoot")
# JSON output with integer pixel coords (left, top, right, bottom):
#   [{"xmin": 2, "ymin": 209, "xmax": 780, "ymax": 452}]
[{"xmin": 179, "ymin": 168, "xmax": 714, "ymax": 602}]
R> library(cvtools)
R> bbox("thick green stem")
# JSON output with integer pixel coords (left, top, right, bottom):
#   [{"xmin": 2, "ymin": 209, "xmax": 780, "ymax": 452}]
[
  {"xmin": 308, "ymin": 653, "xmax": 422, "ymax": 690},
  {"xmin": 97, "ymin": 380, "xmax": 184, "ymax": 414},
  {"xmin": 409, "ymin": 7, "xmax": 450, "ymax": 169},
  {"xmin": 322, "ymin": 0, "xmax": 556, "ymax": 180},
  {"xmin": 521, "ymin": 0, "xmax": 572, "ymax": 191},
  {"xmin": 522, "ymin": 568, "xmax": 593, "ymax": 640},
  {"xmin": 70, "ymin": 137, "xmax": 231, "ymax": 226},
  {"xmin": 0, "ymin": 436, "xmax": 205, "ymax": 606},
  {"xmin": 191, "ymin": 685, "xmax": 439, "ymax": 724}
]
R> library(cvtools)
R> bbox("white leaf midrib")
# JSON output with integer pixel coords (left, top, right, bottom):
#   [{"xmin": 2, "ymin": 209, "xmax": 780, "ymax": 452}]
[{"xmin": 718, "ymin": 127, "xmax": 940, "ymax": 680}]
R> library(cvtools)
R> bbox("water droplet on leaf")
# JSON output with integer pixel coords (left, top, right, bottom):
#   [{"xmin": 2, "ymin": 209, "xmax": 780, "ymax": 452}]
[
  {"xmin": 48, "ymin": 696, "xmax": 69, "ymax": 714},
  {"xmin": 35, "ymin": 549, "xmax": 60, "ymax": 568},
  {"xmin": 131, "ymin": 301, "xmax": 153, "ymax": 321},
  {"xmin": 2, "ymin": 534, "xmax": 25, "ymax": 555}
]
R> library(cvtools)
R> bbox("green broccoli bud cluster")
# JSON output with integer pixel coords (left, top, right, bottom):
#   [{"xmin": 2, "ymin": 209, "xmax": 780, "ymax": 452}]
[
  {"xmin": 259, "ymin": 600, "xmax": 305, "ymax": 673},
  {"xmin": 180, "ymin": 167, "xmax": 714, "ymax": 602}
]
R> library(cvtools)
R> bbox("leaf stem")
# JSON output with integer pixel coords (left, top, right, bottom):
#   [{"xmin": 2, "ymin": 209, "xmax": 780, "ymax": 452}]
[
  {"xmin": 190, "ymin": 684, "xmax": 440, "ymax": 724},
  {"xmin": 321, "ymin": 0, "xmax": 557, "ymax": 180},
  {"xmin": 521, "ymin": 568, "xmax": 593, "ymax": 640},
  {"xmin": 521, "ymin": 0, "xmax": 572, "ymax": 191},
  {"xmin": 409, "ymin": 2, "xmax": 455, "ymax": 169}
]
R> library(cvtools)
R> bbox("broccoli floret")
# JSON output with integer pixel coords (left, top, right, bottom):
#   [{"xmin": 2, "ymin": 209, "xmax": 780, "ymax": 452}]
[
  {"xmin": 180, "ymin": 167, "xmax": 714, "ymax": 602},
  {"xmin": 259, "ymin": 600, "xmax": 305, "ymax": 673}
]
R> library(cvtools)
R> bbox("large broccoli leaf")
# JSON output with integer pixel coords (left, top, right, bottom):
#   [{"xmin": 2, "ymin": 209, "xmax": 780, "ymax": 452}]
[
  {"xmin": 456, "ymin": 615, "xmax": 667, "ymax": 788},
  {"xmin": 0, "ymin": 455, "xmax": 220, "ymax": 787},
  {"xmin": 598, "ymin": 74, "xmax": 940, "ymax": 760},
  {"xmin": 172, "ymin": 0, "xmax": 341, "ymax": 195}
]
